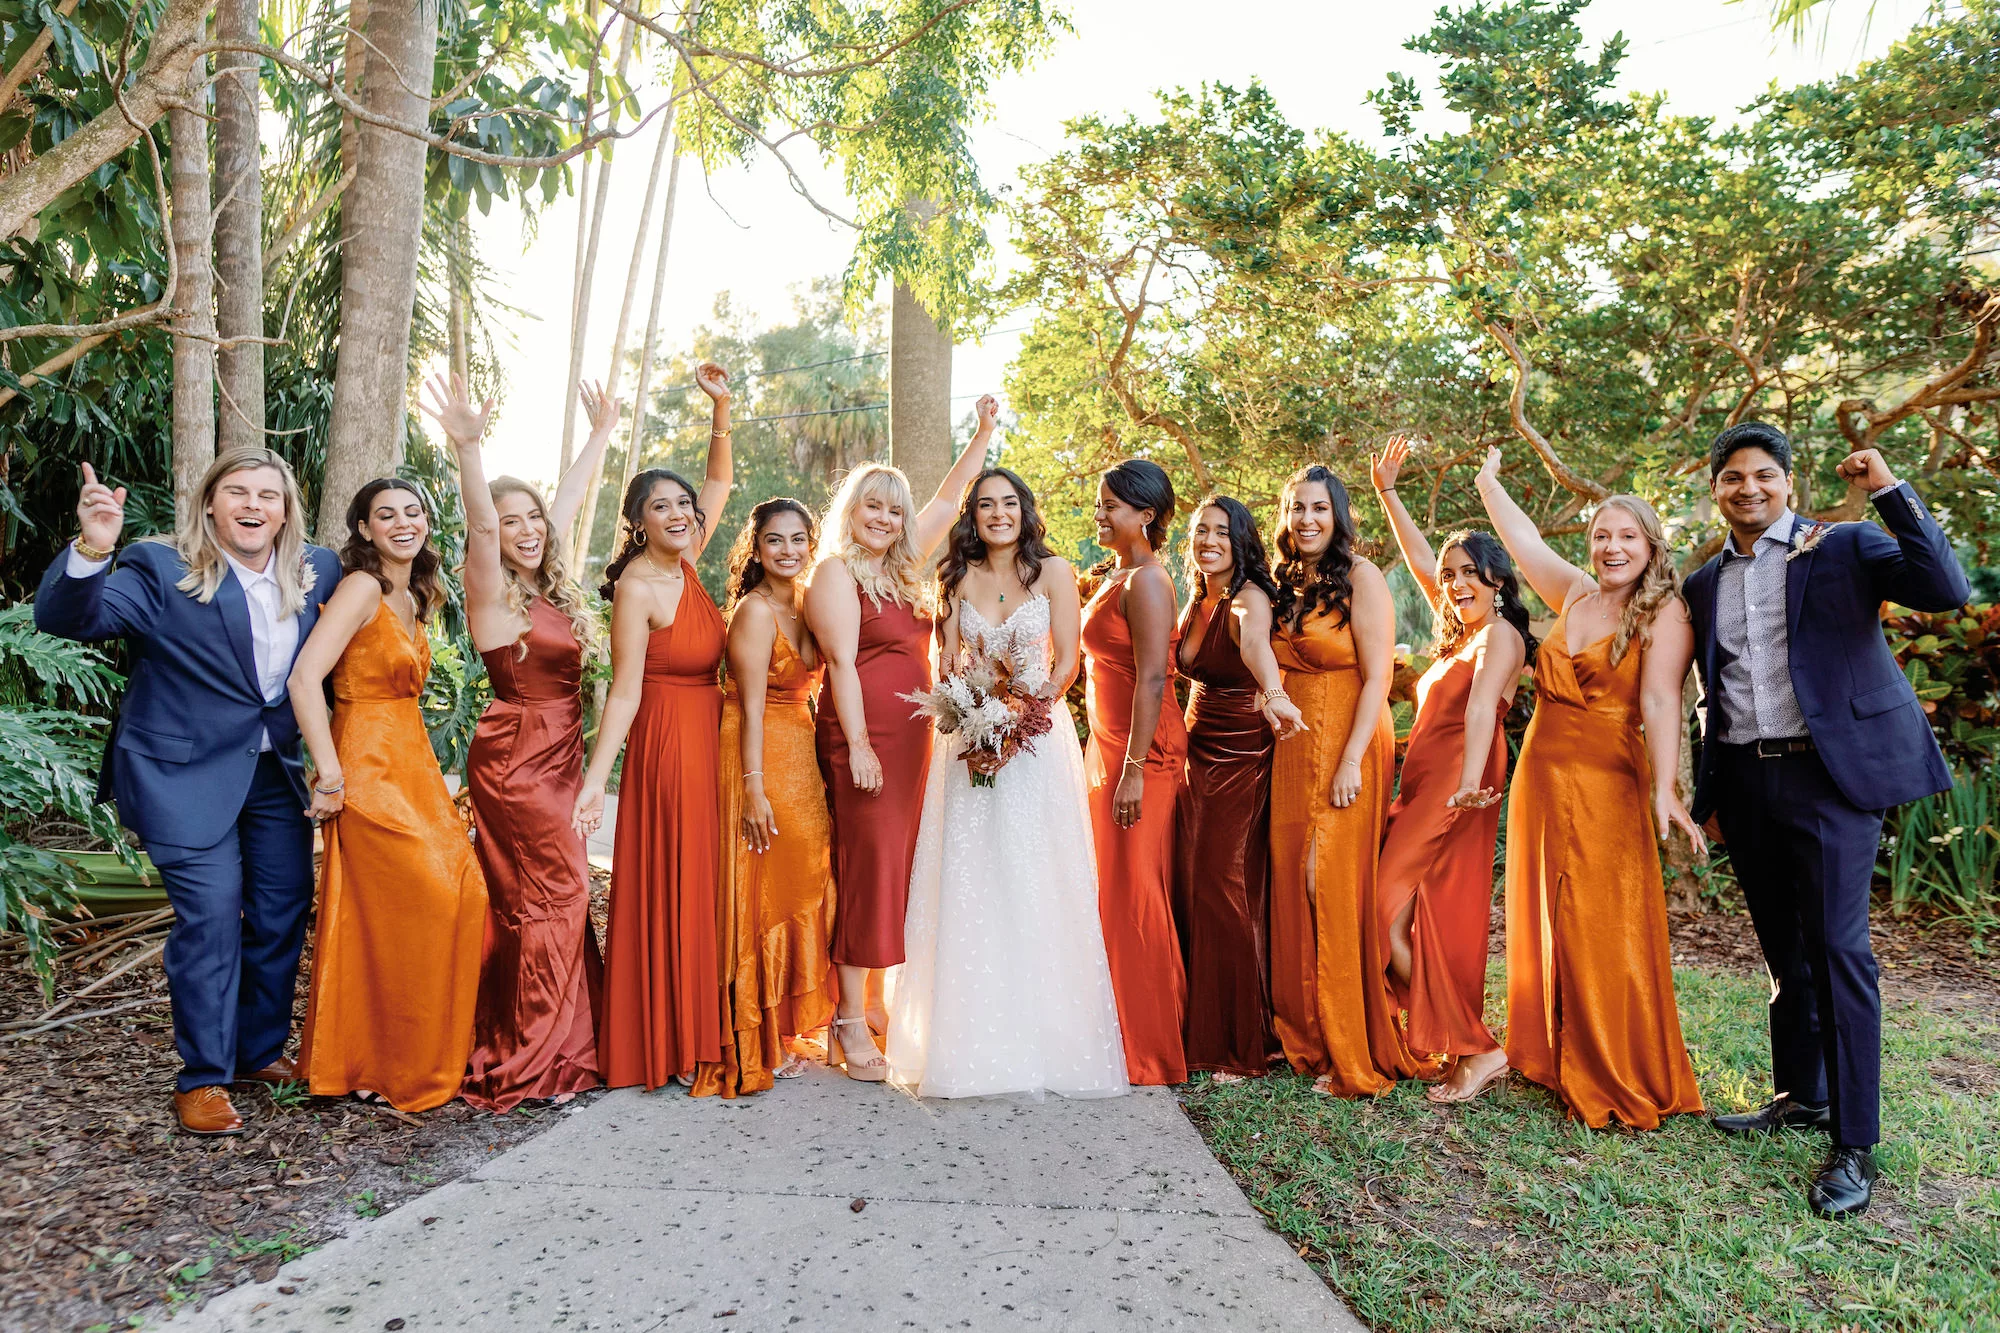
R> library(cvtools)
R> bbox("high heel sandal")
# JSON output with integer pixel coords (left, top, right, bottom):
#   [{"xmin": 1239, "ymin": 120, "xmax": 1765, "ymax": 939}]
[{"xmin": 827, "ymin": 1015, "xmax": 888, "ymax": 1082}]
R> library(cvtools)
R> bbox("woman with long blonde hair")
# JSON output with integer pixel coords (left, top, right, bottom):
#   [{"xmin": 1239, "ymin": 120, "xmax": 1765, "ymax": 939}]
[
  {"xmin": 803, "ymin": 397, "xmax": 998, "ymax": 1080},
  {"xmin": 420, "ymin": 372, "xmax": 615, "ymax": 1113},
  {"xmin": 1475, "ymin": 447, "xmax": 1705, "ymax": 1129}
]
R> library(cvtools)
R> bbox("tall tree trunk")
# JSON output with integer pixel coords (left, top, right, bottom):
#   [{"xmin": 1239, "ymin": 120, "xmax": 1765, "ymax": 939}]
[
  {"xmin": 575, "ymin": 105, "xmax": 677, "ymax": 564},
  {"xmin": 891, "ymin": 282, "xmax": 953, "ymax": 506},
  {"xmin": 213, "ymin": 0, "xmax": 264, "ymax": 453},
  {"xmin": 447, "ymin": 212, "xmax": 469, "ymax": 383},
  {"xmin": 558, "ymin": 16, "xmax": 637, "ymax": 474},
  {"xmin": 612, "ymin": 140, "xmax": 683, "ymax": 525},
  {"xmin": 169, "ymin": 67, "xmax": 216, "ymax": 512},
  {"xmin": 316, "ymin": 0, "xmax": 439, "ymax": 544}
]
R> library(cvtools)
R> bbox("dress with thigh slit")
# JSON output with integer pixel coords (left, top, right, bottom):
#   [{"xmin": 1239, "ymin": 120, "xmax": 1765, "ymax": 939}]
[
  {"xmin": 1376, "ymin": 645, "xmax": 1507, "ymax": 1060},
  {"xmin": 1267, "ymin": 606, "xmax": 1430, "ymax": 1093},
  {"xmin": 1503, "ymin": 609, "xmax": 1702, "ymax": 1129}
]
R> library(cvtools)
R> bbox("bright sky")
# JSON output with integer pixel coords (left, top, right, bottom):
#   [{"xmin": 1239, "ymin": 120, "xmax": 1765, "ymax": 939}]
[{"xmin": 457, "ymin": 0, "xmax": 1933, "ymax": 487}]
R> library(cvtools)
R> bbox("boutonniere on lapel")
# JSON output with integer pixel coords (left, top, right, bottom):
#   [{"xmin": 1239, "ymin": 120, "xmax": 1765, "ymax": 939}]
[
  {"xmin": 298, "ymin": 552, "xmax": 318, "ymax": 594},
  {"xmin": 1786, "ymin": 520, "xmax": 1833, "ymax": 563}
]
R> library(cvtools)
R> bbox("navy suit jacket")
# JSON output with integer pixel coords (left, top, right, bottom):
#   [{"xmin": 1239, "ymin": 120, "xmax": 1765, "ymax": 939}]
[
  {"xmin": 1686, "ymin": 484, "xmax": 1969, "ymax": 819},
  {"xmin": 35, "ymin": 539, "xmax": 343, "ymax": 849}
]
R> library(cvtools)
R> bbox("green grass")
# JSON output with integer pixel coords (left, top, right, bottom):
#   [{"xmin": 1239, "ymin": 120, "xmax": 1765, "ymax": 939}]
[{"xmin": 1182, "ymin": 965, "xmax": 2000, "ymax": 1332}]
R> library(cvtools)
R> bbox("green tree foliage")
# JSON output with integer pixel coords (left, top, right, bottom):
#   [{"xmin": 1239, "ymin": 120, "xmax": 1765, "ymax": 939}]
[{"xmin": 999, "ymin": 0, "xmax": 2000, "ymax": 569}]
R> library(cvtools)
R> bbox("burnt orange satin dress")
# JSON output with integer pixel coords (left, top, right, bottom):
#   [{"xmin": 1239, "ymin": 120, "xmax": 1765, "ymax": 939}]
[
  {"xmin": 1082, "ymin": 571, "xmax": 1188, "ymax": 1087},
  {"xmin": 601, "ymin": 563, "xmax": 726, "ymax": 1090},
  {"xmin": 693, "ymin": 625, "xmax": 837, "ymax": 1098},
  {"xmin": 461, "ymin": 598, "xmax": 603, "ymax": 1113},
  {"xmin": 1377, "ymin": 648, "xmax": 1507, "ymax": 1059},
  {"xmin": 1504, "ymin": 611, "xmax": 1702, "ymax": 1129},
  {"xmin": 1268, "ymin": 607, "xmax": 1430, "ymax": 1094},
  {"xmin": 300, "ymin": 603, "xmax": 488, "ymax": 1112}
]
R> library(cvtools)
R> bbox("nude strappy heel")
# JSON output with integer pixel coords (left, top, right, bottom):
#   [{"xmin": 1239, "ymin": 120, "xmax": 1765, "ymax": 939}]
[{"xmin": 828, "ymin": 1015, "xmax": 888, "ymax": 1082}]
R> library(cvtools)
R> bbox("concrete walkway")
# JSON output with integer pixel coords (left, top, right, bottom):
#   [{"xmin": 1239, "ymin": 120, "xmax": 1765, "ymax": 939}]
[{"xmin": 167, "ymin": 1064, "xmax": 1362, "ymax": 1331}]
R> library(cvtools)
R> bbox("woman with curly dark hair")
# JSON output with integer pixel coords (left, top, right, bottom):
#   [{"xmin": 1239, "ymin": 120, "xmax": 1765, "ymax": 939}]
[
  {"xmin": 692, "ymin": 497, "xmax": 837, "ymax": 1098},
  {"xmin": 1080, "ymin": 458, "xmax": 1188, "ymax": 1086},
  {"xmin": 1265, "ymin": 463, "xmax": 1426, "ymax": 1096},
  {"xmin": 1172, "ymin": 495, "xmax": 1306, "ymax": 1080},
  {"xmin": 288, "ymin": 478, "xmax": 487, "ymax": 1111},
  {"xmin": 1369, "ymin": 437, "xmax": 1530, "ymax": 1105}
]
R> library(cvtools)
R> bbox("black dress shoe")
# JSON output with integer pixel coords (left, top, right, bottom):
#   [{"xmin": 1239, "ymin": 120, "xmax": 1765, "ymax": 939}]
[
  {"xmin": 1712, "ymin": 1094, "xmax": 1832, "ymax": 1136},
  {"xmin": 1809, "ymin": 1146, "xmax": 1878, "ymax": 1219}
]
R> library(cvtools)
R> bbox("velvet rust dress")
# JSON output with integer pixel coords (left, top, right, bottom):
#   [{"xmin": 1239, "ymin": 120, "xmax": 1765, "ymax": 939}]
[
  {"xmin": 1172, "ymin": 596, "xmax": 1278, "ymax": 1077},
  {"xmin": 601, "ymin": 562, "xmax": 726, "ymax": 1090},
  {"xmin": 461, "ymin": 597, "xmax": 603, "ymax": 1112},
  {"xmin": 1081, "ymin": 571, "xmax": 1188, "ymax": 1087},
  {"xmin": 299, "ymin": 602, "xmax": 488, "ymax": 1112}
]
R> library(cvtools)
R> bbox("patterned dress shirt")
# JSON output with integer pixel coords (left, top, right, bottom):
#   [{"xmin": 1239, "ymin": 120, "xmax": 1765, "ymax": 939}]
[{"xmin": 1713, "ymin": 508, "xmax": 1808, "ymax": 742}]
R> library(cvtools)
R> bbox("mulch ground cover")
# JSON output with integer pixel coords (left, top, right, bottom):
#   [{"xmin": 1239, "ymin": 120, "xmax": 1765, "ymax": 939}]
[{"xmin": 0, "ymin": 872, "xmax": 613, "ymax": 1333}]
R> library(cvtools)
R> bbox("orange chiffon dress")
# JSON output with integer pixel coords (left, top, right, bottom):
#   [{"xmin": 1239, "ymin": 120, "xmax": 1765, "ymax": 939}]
[
  {"xmin": 461, "ymin": 598, "xmax": 603, "ymax": 1113},
  {"xmin": 299, "ymin": 603, "xmax": 488, "ymax": 1112},
  {"xmin": 1082, "ymin": 571, "xmax": 1188, "ymax": 1087},
  {"xmin": 1377, "ymin": 646, "xmax": 1507, "ymax": 1059},
  {"xmin": 1268, "ymin": 606, "xmax": 1431, "ymax": 1094},
  {"xmin": 693, "ymin": 625, "xmax": 837, "ymax": 1098},
  {"xmin": 817, "ymin": 590, "xmax": 933, "ymax": 970},
  {"xmin": 601, "ymin": 563, "xmax": 726, "ymax": 1090},
  {"xmin": 1504, "ymin": 610, "xmax": 1702, "ymax": 1129}
]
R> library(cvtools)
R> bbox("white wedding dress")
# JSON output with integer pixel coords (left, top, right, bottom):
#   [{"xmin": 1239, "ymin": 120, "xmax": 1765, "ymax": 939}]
[{"xmin": 887, "ymin": 594, "xmax": 1130, "ymax": 1100}]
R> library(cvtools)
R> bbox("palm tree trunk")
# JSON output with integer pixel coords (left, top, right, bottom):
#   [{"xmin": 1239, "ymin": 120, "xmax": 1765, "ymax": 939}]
[
  {"xmin": 558, "ymin": 15, "xmax": 637, "ymax": 475},
  {"xmin": 213, "ymin": 0, "xmax": 264, "ymax": 453},
  {"xmin": 890, "ymin": 282, "xmax": 954, "ymax": 504},
  {"xmin": 316, "ymin": 0, "xmax": 439, "ymax": 543},
  {"xmin": 169, "ymin": 66, "xmax": 215, "ymax": 512}
]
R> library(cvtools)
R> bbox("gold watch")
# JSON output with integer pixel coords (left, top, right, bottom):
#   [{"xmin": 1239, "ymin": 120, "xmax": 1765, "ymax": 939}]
[{"xmin": 72, "ymin": 536, "xmax": 116, "ymax": 562}]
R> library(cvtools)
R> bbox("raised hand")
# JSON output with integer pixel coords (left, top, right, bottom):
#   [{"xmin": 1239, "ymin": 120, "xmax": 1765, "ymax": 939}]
[
  {"xmin": 694, "ymin": 361, "xmax": 732, "ymax": 404},
  {"xmin": 1835, "ymin": 448, "xmax": 1898, "ymax": 493},
  {"xmin": 1476, "ymin": 446, "xmax": 1503, "ymax": 488},
  {"xmin": 76, "ymin": 463, "xmax": 126, "ymax": 553},
  {"xmin": 579, "ymin": 379, "xmax": 621, "ymax": 439},
  {"xmin": 975, "ymin": 393, "xmax": 1000, "ymax": 428},
  {"xmin": 1371, "ymin": 436, "xmax": 1414, "ymax": 493},
  {"xmin": 419, "ymin": 372, "xmax": 496, "ymax": 446}
]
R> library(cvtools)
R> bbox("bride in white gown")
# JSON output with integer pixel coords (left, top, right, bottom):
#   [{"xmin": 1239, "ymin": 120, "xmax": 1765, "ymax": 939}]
[{"xmin": 888, "ymin": 469, "xmax": 1129, "ymax": 1099}]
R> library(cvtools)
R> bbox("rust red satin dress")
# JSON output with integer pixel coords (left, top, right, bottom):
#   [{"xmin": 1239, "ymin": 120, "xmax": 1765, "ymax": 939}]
[
  {"xmin": 1505, "ymin": 609, "xmax": 1702, "ymax": 1128},
  {"xmin": 816, "ymin": 589, "xmax": 932, "ymax": 970},
  {"xmin": 693, "ymin": 626, "xmax": 837, "ymax": 1098},
  {"xmin": 300, "ymin": 603, "xmax": 488, "ymax": 1112},
  {"xmin": 601, "ymin": 563, "xmax": 726, "ymax": 1090},
  {"xmin": 1082, "ymin": 571, "xmax": 1188, "ymax": 1086},
  {"xmin": 1377, "ymin": 645, "xmax": 1507, "ymax": 1059},
  {"xmin": 1268, "ymin": 607, "xmax": 1430, "ymax": 1094},
  {"xmin": 461, "ymin": 598, "xmax": 603, "ymax": 1112},
  {"xmin": 1172, "ymin": 596, "xmax": 1277, "ymax": 1077}
]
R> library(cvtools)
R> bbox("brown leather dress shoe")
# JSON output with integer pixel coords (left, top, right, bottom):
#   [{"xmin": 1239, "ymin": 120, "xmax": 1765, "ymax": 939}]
[
  {"xmin": 175, "ymin": 1085, "xmax": 245, "ymax": 1136},
  {"xmin": 237, "ymin": 1055, "xmax": 299, "ymax": 1086}
]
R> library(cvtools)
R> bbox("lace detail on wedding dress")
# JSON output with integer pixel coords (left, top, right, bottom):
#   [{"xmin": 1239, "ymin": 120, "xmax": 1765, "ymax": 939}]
[{"xmin": 887, "ymin": 591, "xmax": 1130, "ymax": 1100}]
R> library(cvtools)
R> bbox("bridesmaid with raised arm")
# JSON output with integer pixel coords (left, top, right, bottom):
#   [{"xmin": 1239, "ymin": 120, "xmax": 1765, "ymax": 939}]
[
  {"xmin": 1368, "ymin": 438, "xmax": 1529, "ymax": 1104},
  {"xmin": 290, "ymin": 480, "xmax": 487, "ymax": 1112},
  {"xmin": 572, "ymin": 363, "xmax": 735, "ymax": 1091},
  {"xmin": 1474, "ymin": 447, "xmax": 1705, "ymax": 1129},
  {"xmin": 1081, "ymin": 459, "xmax": 1188, "ymax": 1087},
  {"xmin": 1266, "ymin": 465, "xmax": 1426, "ymax": 1096},
  {"xmin": 692, "ymin": 499, "xmax": 837, "ymax": 1098},
  {"xmin": 1173, "ymin": 496, "xmax": 1305, "ymax": 1080},
  {"xmin": 422, "ymin": 373, "xmax": 614, "ymax": 1113},
  {"xmin": 804, "ymin": 398, "xmax": 997, "ymax": 1080}
]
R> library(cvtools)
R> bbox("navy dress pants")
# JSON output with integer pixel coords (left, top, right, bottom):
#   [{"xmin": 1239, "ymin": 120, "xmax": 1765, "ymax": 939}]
[
  {"xmin": 142, "ymin": 752, "xmax": 314, "ymax": 1092},
  {"xmin": 1713, "ymin": 743, "xmax": 1884, "ymax": 1147}
]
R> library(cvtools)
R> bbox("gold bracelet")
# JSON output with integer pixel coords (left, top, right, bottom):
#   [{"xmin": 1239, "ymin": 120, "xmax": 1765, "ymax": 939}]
[
  {"xmin": 711, "ymin": 428, "xmax": 732, "ymax": 439},
  {"xmin": 1121, "ymin": 755, "xmax": 1145, "ymax": 772},
  {"xmin": 72, "ymin": 536, "xmax": 115, "ymax": 562}
]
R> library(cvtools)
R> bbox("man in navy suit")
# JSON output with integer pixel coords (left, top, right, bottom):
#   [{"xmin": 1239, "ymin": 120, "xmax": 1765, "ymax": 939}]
[
  {"xmin": 1686, "ymin": 422, "xmax": 1969, "ymax": 1218},
  {"xmin": 36, "ymin": 450, "xmax": 342, "ymax": 1136}
]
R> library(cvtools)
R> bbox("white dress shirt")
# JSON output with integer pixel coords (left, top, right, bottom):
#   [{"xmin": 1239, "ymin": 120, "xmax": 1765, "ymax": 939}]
[{"xmin": 67, "ymin": 542, "xmax": 300, "ymax": 751}]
